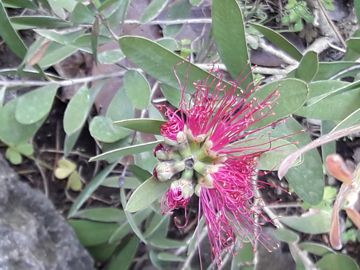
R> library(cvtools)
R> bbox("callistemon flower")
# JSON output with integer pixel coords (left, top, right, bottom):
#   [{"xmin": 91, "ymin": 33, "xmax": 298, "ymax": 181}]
[{"xmin": 153, "ymin": 73, "xmax": 280, "ymax": 264}]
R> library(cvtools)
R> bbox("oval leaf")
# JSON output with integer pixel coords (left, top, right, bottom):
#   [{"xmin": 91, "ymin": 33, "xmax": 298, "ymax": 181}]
[
  {"xmin": 253, "ymin": 78, "xmax": 308, "ymax": 128},
  {"xmin": 272, "ymin": 118, "xmax": 324, "ymax": 205},
  {"xmin": 90, "ymin": 116, "xmax": 130, "ymax": 143},
  {"xmin": 63, "ymin": 86, "xmax": 91, "ymax": 135},
  {"xmin": 212, "ymin": 0, "xmax": 253, "ymax": 88},
  {"xmin": 123, "ymin": 70, "xmax": 151, "ymax": 109},
  {"xmin": 119, "ymin": 36, "xmax": 221, "ymax": 93},
  {"xmin": 279, "ymin": 210, "xmax": 331, "ymax": 234},
  {"xmin": 316, "ymin": 253, "xmax": 359, "ymax": 270},
  {"xmin": 125, "ymin": 177, "xmax": 171, "ymax": 213},
  {"xmin": 15, "ymin": 84, "xmax": 58, "ymax": 124}
]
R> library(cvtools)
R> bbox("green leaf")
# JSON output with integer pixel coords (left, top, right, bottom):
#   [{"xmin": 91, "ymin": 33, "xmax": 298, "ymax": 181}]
[
  {"xmin": 157, "ymin": 38, "xmax": 179, "ymax": 51},
  {"xmin": 11, "ymin": 16, "xmax": 71, "ymax": 30},
  {"xmin": 108, "ymin": 208, "xmax": 152, "ymax": 243},
  {"xmin": 70, "ymin": 2, "xmax": 95, "ymax": 24},
  {"xmin": 63, "ymin": 86, "xmax": 91, "ymax": 135},
  {"xmin": 250, "ymin": 23, "xmax": 302, "ymax": 61},
  {"xmin": 69, "ymin": 220, "xmax": 118, "ymax": 247},
  {"xmin": 68, "ymin": 163, "xmax": 117, "ymax": 217},
  {"xmin": 298, "ymin": 242, "xmax": 334, "ymax": 256},
  {"xmin": 315, "ymin": 61, "xmax": 359, "ymax": 80},
  {"xmin": 150, "ymin": 237, "xmax": 185, "ymax": 249},
  {"xmin": 231, "ymin": 242, "xmax": 254, "ymax": 265},
  {"xmin": 140, "ymin": 0, "xmax": 169, "ymax": 23},
  {"xmin": 294, "ymin": 51, "xmax": 319, "ymax": 82},
  {"xmin": 160, "ymin": 84, "xmax": 181, "ymax": 106},
  {"xmin": 91, "ymin": 17, "xmax": 100, "ymax": 64},
  {"xmin": 273, "ymin": 228, "xmax": 299, "ymax": 243},
  {"xmin": 5, "ymin": 147, "xmax": 22, "ymax": 165},
  {"xmin": 321, "ymin": 120, "xmax": 336, "ymax": 161},
  {"xmin": 295, "ymin": 80, "xmax": 360, "ymax": 120},
  {"xmin": 355, "ymin": 0, "xmax": 360, "ymax": 23},
  {"xmin": 67, "ymin": 171, "xmax": 83, "ymax": 191},
  {"xmin": 331, "ymin": 108, "xmax": 360, "ymax": 132},
  {"xmin": 106, "ymin": 88, "xmax": 134, "ymax": 121},
  {"xmin": 89, "ymin": 140, "xmax": 163, "ymax": 162},
  {"xmin": 98, "ymin": 49, "xmax": 124, "ymax": 64},
  {"xmin": 272, "ymin": 118, "xmax": 324, "ymax": 205},
  {"xmin": 258, "ymin": 139, "xmax": 298, "ymax": 170},
  {"xmin": 64, "ymin": 129, "xmax": 81, "ymax": 157},
  {"xmin": 144, "ymin": 214, "xmax": 169, "ymax": 238},
  {"xmin": 88, "ymin": 242, "xmax": 118, "ymax": 262},
  {"xmin": 0, "ymin": 1, "xmax": 27, "ymax": 58},
  {"xmin": 157, "ymin": 252, "xmax": 185, "ymax": 262},
  {"xmin": 101, "ymin": 176, "xmax": 141, "ymax": 189},
  {"xmin": 123, "ymin": 70, "xmax": 151, "ymax": 109},
  {"xmin": 90, "ymin": 116, "xmax": 130, "ymax": 143},
  {"xmin": 279, "ymin": 210, "xmax": 331, "ymax": 234},
  {"xmin": 73, "ymin": 207, "xmax": 126, "ymax": 223},
  {"xmin": 14, "ymin": 142, "xmax": 34, "ymax": 156},
  {"xmin": 129, "ymin": 164, "xmax": 152, "ymax": 181},
  {"xmin": 0, "ymin": 99, "xmax": 45, "ymax": 146},
  {"xmin": 162, "ymin": 0, "xmax": 191, "ymax": 37},
  {"xmin": 3, "ymin": 0, "xmax": 37, "ymax": 9},
  {"xmin": 344, "ymin": 38, "xmax": 360, "ymax": 61},
  {"xmin": 106, "ymin": 236, "xmax": 139, "ymax": 270},
  {"xmin": 212, "ymin": 0, "xmax": 253, "ymax": 88},
  {"xmin": 15, "ymin": 84, "xmax": 58, "ymax": 124},
  {"xmin": 190, "ymin": 0, "xmax": 203, "ymax": 6},
  {"xmin": 114, "ymin": 118, "xmax": 165, "ymax": 134},
  {"xmin": 125, "ymin": 177, "xmax": 171, "ymax": 213},
  {"xmin": 253, "ymin": 78, "xmax": 308, "ymax": 128},
  {"xmin": 120, "ymin": 188, "xmax": 147, "ymax": 243},
  {"xmin": 316, "ymin": 253, "xmax": 359, "ymax": 270},
  {"xmin": 38, "ymin": 43, "xmax": 78, "ymax": 68},
  {"xmin": 119, "ymin": 36, "xmax": 217, "ymax": 93}
]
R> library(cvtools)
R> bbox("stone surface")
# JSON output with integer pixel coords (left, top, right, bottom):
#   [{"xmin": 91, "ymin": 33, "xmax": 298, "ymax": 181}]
[{"xmin": 0, "ymin": 155, "xmax": 94, "ymax": 270}]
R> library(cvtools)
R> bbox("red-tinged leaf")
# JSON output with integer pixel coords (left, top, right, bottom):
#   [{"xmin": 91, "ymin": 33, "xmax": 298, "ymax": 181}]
[
  {"xmin": 27, "ymin": 40, "xmax": 51, "ymax": 66},
  {"xmin": 346, "ymin": 207, "xmax": 360, "ymax": 231},
  {"xmin": 326, "ymin": 154, "xmax": 354, "ymax": 185},
  {"xmin": 330, "ymin": 184, "xmax": 352, "ymax": 250}
]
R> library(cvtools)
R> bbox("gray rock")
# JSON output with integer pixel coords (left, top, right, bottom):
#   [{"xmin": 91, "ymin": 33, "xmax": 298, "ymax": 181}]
[{"xmin": 0, "ymin": 155, "xmax": 94, "ymax": 270}]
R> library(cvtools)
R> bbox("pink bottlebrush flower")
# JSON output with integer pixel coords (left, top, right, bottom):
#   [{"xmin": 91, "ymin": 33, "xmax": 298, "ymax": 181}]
[
  {"xmin": 153, "ymin": 72, "xmax": 281, "ymax": 265},
  {"xmin": 162, "ymin": 179, "xmax": 194, "ymax": 213}
]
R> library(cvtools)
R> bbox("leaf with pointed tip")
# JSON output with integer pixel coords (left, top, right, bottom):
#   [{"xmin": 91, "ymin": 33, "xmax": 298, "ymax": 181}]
[
  {"xmin": 119, "ymin": 36, "xmax": 224, "ymax": 93},
  {"xmin": 90, "ymin": 140, "xmax": 163, "ymax": 162},
  {"xmin": 252, "ymin": 78, "xmax": 309, "ymax": 128},
  {"xmin": 125, "ymin": 177, "xmax": 171, "ymax": 213},
  {"xmin": 212, "ymin": 0, "xmax": 252, "ymax": 88},
  {"xmin": 114, "ymin": 118, "xmax": 165, "ymax": 134},
  {"xmin": 294, "ymin": 51, "xmax": 319, "ymax": 82},
  {"xmin": 250, "ymin": 23, "xmax": 302, "ymax": 61}
]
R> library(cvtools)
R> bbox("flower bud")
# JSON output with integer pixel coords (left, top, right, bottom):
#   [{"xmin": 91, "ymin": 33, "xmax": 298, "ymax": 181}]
[
  {"xmin": 170, "ymin": 179, "xmax": 194, "ymax": 199},
  {"xmin": 153, "ymin": 161, "xmax": 186, "ymax": 182}
]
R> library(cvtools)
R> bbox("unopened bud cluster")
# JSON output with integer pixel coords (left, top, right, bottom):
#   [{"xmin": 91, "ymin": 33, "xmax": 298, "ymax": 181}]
[{"xmin": 153, "ymin": 128, "xmax": 224, "ymax": 199}]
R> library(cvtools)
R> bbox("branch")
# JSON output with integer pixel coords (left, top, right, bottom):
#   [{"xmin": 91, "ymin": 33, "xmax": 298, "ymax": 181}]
[{"xmin": 0, "ymin": 70, "xmax": 126, "ymax": 87}]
